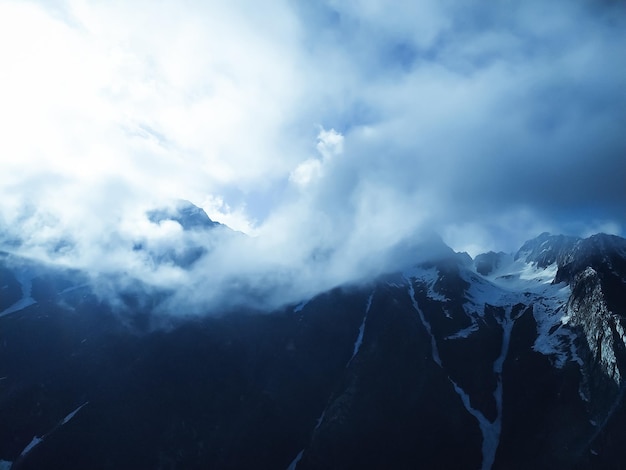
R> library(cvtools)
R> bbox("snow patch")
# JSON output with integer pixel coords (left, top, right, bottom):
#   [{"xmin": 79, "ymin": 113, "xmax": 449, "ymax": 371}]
[
  {"xmin": 493, "ymin": 307, "xmax": 513, "ymax": 376},
  {"xmin": 347, "ymin": 292, "xmax": 374, "ymax": 367},
  {"xmin": 462, "ymin": 270, "xmax": 504, "ymax": 315},
  {"xmin": 314, "ymin": 410, "xmax": 326, "ymax": 431},
  {"xmin": 445, "ymin": 322, "xmax": 479, "ymax": 340},
  {"xmin": 615, "ymin": 321, "xmax": 626, "ymax": 350},
  {"xmin": 405, "ymin": 272, "xmax": 504, "ymax": 469},
  {"xmin": 532, "ymin": 296, "xmax": 579, "ymax": 369},
  {"xmin": 464, "ymin": 259, "xmax": 577, "ymax": 369},
  {"xmin": 403, "ymin": 266, "xmax": 449, "ymax": 302},
  {"xmin": 486, "ymin": 258, "xmax": 560, "ymax": 296},
  {"xmin": 0, "ymin": 269, "xmax": 37, "ymax": 318},
  {"xmin": 293, "ymin": 299, "xmax": 309, "ymax": 313},
  {"xmin": 19, "ymin": 436, "xmax": 43, "ymax": 458},
  {"xmin": 60, "ymin": 402, "xmax": 89, "ymax": 426},
  {"xmin": 286, "ymin": 449, "xmax": 304, "ymax": 470},
  {"xmin": 58, "ymin": 283, "xmax": 90, "ymax": 296}
]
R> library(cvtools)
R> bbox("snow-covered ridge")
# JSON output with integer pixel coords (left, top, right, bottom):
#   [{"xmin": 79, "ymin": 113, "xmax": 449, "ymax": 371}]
[
  {"xmin": 401, "ymin": 253, "xmax": 575, "ymax": 359},
  {"xmin": 482, "ymin": 256, "xmax": 562, "ymax": 295},
  {"xmin": 463, "ymin": 256, "xmax": 576, "ymax": 369}
]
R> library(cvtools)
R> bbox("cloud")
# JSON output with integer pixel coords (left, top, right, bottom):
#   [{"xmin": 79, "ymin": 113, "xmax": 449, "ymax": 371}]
[
  {"xmin": 0, "ymin": 0, "xmax": 305, "ymax": 211},
  {"xmin": 290, "ymin": 158, "xmax": 323, "ymax": 188},
  {"xmin": 290, "ymin": 128, "xmax": 343, "ymax": 188},
  {"xmin": 0, "ymin": 0, "xmax": 625, "ymax": 313}
]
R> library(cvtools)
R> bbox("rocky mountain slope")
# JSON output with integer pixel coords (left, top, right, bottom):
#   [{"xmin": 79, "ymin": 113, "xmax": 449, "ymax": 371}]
[{"xmin": 1, "ymin": 230, "xmax": 625, "ymax": 469}]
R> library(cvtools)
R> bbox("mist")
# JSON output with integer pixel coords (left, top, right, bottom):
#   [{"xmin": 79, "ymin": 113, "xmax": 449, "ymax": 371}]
[{"xmin": 1, "ymin": 0, "xmax": 624, "ymax": 314}]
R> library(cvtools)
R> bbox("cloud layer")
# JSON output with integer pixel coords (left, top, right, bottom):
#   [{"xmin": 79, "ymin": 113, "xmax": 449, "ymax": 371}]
[{"xmin": 1, "ymin": 0, "xmax": 624, "ymax": 311}]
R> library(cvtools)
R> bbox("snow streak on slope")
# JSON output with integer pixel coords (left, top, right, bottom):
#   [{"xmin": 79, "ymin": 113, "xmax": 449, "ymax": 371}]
[
  {"xmin": 293, "ymin": 299, "xmax": 309, "ymax": 313},
  {"xmin": 406, "ymin": 277, "xmax": 499, "ymax": 468},
  {"xmin": 449, "ymin": 380, "xmax": 498, "ymax": 470},
  {"xmin": 406, "ymin": 260, "xmax": 563, "ymax": 470},
  {"xmin": 406, "ymin": 279, "xmax": 442, "ymax": 367},
  {"xmin": 449, "ymin": 304, "xmax": 513, "ymax": 470},
  {"xmin": 445, "ymin": 323, "xmax": 479, "ymax": 340},
  {"xmin": 493, "ymin": 306, "xmax": 513, "ymax": 400},
  {"xmin": 13, "ymin": 402, "xmax": 89, "ymax": 468},
  {"xmin": 458, "ymin": 258, "xmax": 579, "ymax": 469},
  {"xmin": 60, "ymin": 402, "xmax": 89, "ymax": 426},
  {"xmin": 457, "ymin": 304, "xmax": 509, "ymax": 468},
  {"xmin": 485, "ymin": 306, "xmax": 515, "ymax": 470},
  {"xmin": 18, "ymin": 436, "xmax": 43, "ymax": 459},
  {"xmin": 286, "ymin": 449, "xmax": 304, "ymax": 470},
  {"xmin": 289, "ymin": 292, "xmax": 375, "ymax": 469},
  {"xmin": 314, "ymin": 410, "xmax": 326, "ymax": 431},
  {"xmin": 347, "ymin": 292, "xmax": 374, "ymax": 367},
  {"xmin": 0, "ymin": 268, "xmax": 37, "ymax": 318}
]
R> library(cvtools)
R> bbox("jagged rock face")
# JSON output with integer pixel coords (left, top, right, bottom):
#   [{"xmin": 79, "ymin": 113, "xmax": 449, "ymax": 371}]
[
  {"xmin": 556, "ymin": 234, "xmax": 626, "ymax": 292},
  {"xmin": 515, "ymin": 232, "xmax": 580, "ymax": 268},
  {"xmin": 1, "ymin": 232, "xmax": 626, "ymax": 469},
  {"xmin": 564, "ymin": 265, "xmax": 626, "ymax": 433},
  {"xmin": 568, "ymin": 267, "xmax": 623, "ymax": 384},
  {"xmin": 474, "ymin": 251, "xmax": 505, "ymax": 275}
]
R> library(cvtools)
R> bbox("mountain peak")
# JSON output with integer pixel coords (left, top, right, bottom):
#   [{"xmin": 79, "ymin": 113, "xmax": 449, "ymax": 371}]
[
  {"xmin": 554, "ymin": 232, "xmax": 626, "ymax": 285},
  {"xmin": 147, "ymin": 200, "xmax": 221, "ymax": 231},
  {"xmin": 514, "ymin": 232, "xmax": 580, "ymax": 268},
  {"xmin": 474, "ymin": 251, "xmax": 507, "ymax": 276}
]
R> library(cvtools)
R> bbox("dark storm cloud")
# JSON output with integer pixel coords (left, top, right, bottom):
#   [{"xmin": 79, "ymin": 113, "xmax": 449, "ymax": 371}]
[{"xmin": 290, "ymin": 0, "xmax": 626, "ymax": 253}]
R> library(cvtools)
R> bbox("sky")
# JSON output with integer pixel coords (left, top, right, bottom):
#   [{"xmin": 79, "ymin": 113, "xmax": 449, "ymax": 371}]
[{"xmin": 0, "ymin": 0, "xmax": 625, "ymax": 311}]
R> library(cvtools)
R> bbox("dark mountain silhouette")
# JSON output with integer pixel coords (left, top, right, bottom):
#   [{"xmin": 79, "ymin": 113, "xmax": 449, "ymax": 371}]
[{"xmin": 1, "ymin": 230, "xmax": 626, "ymax": 469}]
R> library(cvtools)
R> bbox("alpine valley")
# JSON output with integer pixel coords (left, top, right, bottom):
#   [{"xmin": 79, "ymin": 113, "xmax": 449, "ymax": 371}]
[{"xmin": 1, "ymin": 204, "xmax": 626, "ymax": 469}]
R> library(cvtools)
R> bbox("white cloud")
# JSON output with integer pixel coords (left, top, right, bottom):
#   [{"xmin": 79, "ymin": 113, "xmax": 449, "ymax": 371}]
[
  {"xmin": 290, "ymin": 158, "xmax": 323, "ymax": 188},
  {"xmin": 290, "ymin": 128, "xmax": 344, "ymax": 188},
  {"xmin": 0, "ymin": 0, "xmax": 624, "ymax": 313},
  {"xmin": 0, "ymin": 0, "xmax": 306, "ymax": 215},
  {"xmin": 200, "ymin": 195, "xmax": 259, "ymax": 236},
  {"xmin": 316, "ymin": 128, "xmax": 344, "ymax": 160}
]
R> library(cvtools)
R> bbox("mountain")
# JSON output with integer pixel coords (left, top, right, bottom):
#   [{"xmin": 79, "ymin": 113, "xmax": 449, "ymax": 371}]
[
  {"xmin": 135, "ymin": 199, "xmax": 231, "ymax": 269},
  {"xmin": 146, "ymin": 199, "xmax": 223, "ymax": 232},
  {"xmin": 1, "ymin": 231, "xmax": 626, "ymax": 469}
]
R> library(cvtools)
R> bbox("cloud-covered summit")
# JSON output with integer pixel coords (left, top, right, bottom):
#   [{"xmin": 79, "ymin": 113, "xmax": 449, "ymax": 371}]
[{"xmin": 0, "ymin": 0, "xmax": 624, "ymax": 311}]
